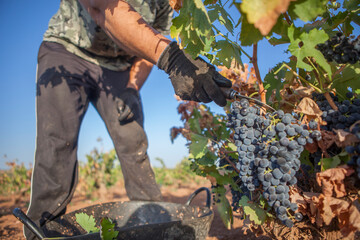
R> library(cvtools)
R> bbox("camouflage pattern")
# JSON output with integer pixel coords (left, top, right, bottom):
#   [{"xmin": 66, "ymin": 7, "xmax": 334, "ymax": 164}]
[{"xmin": 43, "ymin": 0, "xmax": 173, "ymax": 71}]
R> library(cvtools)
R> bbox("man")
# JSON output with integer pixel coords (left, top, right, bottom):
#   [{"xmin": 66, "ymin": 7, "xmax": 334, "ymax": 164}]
[{"xmin": 25, "ymin": 0, "xmax": 231, "ymax": 239}]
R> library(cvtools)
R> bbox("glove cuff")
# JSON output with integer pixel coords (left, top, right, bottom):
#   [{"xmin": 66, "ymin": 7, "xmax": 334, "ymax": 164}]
[{"xmin": 156, "ymin": 41, "xmax": 182, "ymax": 73}]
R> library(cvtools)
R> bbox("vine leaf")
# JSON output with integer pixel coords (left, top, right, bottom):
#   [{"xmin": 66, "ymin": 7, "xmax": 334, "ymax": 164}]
[
  {"xmin": 316, "ymin": 165, "xmax": 355, "ymax": 198},
  {"xmin": 241, "ymin": 0, "xmax": 293, "ymax": 35},
  {"xmin": 189, "ymin": 133, "xmax": 209, "ymax": 159},
  {"xmin": 239, "ymin": 196, "xmax": 267, "ymax": 225},
  {"xmin": 322, "ymin": 156, "xmax": 341, "ymax": 171},
  {"xmin": 288, "ymin": 26, "xmax": 332, "ymax": 75},
  {"xmin": 332, "ymin": 63, "xmax": 360, "ymax": 98},
  {"xmin": 264, "ymin": 62, "xmax": 286, "ymax": 102},
  {"xmin": 170, "ymin": 0, "xmax": 213, "ymax": 58},
  {"xmin": 238, "ymin": 11, "xmax": 264, "ymax": 46},
  {"xmin": 100, "ymin": 218, "xmax": 119, "ymax": 240},
  {"xmin": 288, "ymin": 0, "xmax": 328, "ymax": 22},
  {"xmin": 213, "ymin": 186, "xmax": 233, "ymax": 229},
  {"xmin": 213, "ymin": 40, "xmax": 243, "ymax": 68},
  {"xmin": 207, "ymin": 4, "xmax": 234, "ymax": 35},
  {"xmin": 343, "ymin": 0, "xmax": 360, "ymax": 11},
  {"xmin": 75, "ymin": 213, "xmax": 99, "ymax": 233},
  {"xmin": 294, "ymin": 97, "xmax": 323, "ymax": 120}
]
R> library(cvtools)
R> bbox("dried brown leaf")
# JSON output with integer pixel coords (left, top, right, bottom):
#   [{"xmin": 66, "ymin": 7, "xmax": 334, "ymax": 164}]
[
  {"xmin": 169, "ymin": 0, "xmax": 183, "ymax": 11},
  {"xmin": 333, "ymin": 129, "xmax": 360, "ymax": 148},
  {"xmin": 305, "ymin": 142, "xmax": 318, "ymax": 153},
  {"xmin": 344, "ymin": 200, "xmax": 360, "ymax": 236},
  {"xmin": 294, "ymin": 97, "xmax": 323, "ymax": 119},
  {"xmin": 293, "ymin": 86, "xmax": 314, "ymax": 98},
  {"xmin": 317, "ymin": 130, "xmax": 336, "ymax": 152},
  {"xmin": 218, "ymin": 63, "xmax": 259, "ymax": 98},
  {"xmin": 316, "ymin": 165, "xmax": 355, "ymax": 198}
]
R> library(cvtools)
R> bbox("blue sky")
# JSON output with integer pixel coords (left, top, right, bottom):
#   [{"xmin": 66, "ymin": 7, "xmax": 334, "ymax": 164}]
[{"xmin": 0, "ymin": 1, "xmax": 358, "ymax": 169}]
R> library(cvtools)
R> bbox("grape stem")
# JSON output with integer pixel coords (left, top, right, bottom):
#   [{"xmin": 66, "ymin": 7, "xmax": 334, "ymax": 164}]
[
  {"xmin": 252, "ymin": 43, "xmax": 267, "ymax": 104},
  {"xmin": 274, "ymin": 63, "xmax": 322, "ymax": 92},
  {"xmin": 221, "ymin": 153, "xmax": 240, "ymax": 174},
  {"xmin": 331, "ymin": 64, "xmax": 348, "ymax": 80},
  {"xmin": 283, "ymin": 12, "xmax": 292, "ymax": 25},
  {"xmin": 324, "ymin": 92, "xmax": 338, "ymax": 111}
]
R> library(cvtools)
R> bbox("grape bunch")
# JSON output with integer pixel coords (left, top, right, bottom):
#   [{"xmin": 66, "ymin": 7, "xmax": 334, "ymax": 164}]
[
  {"xmin": 312, "ymin": 92, "xmax": 360, "ymax": 132},
  {"xmin": 309, "ymin": 92, "xmax": 360, "ymax": 180},
  {"xmin": 346, "ymin": 122, "xmax": 360, "ymax": 179},
  {"xmin": 226, "ymin": 99, "xmax": 318, "ymax": 227},
  {"xmin": 317, "ymin": 33, "xmax": 360, "ymax": 64}
]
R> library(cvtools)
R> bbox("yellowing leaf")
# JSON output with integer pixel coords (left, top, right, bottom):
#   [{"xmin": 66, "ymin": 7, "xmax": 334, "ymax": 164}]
[{"xmin": 241, "ymin": 0, "xmax": 295, "ymax": 35}]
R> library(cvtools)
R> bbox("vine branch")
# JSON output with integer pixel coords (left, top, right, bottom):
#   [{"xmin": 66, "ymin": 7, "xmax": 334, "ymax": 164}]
[
  {"xmin": 252, "ymin": 43, "xmax": 266, "ymax": 104},
  {"xmin": 283, "ymin": 12, "xmax": 292, "ymax": 25}
]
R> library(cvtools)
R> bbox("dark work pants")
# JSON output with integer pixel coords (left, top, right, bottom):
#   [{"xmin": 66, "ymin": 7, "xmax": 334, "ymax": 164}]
[{"xmin": 25, "ymin": 41, "xmax": 162, "ymax": 240}]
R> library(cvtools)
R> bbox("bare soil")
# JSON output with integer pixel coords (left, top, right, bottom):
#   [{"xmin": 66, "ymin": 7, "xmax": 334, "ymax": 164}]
[{"xmin": 0, "ymin": 181, "xmax": 268, "ymax": 240}]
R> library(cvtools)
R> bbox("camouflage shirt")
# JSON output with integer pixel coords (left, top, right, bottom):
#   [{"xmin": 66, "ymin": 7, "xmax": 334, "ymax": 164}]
[{"xmin": 43, "ymin": 0, "xmax": 173, "ymax": 71}]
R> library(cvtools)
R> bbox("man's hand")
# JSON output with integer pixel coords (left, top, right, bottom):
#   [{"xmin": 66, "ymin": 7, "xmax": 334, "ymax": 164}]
[
  {"xmin": 157, "ymin": 42, "xmax": 232, "ymax": 107},
  {"xmin": 117, "ymin": 88, "xmax": 141, "ymax": 124}
]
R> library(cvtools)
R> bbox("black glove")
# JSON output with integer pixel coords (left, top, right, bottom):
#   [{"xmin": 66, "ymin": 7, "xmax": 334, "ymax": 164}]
[
  {"xmin": 117, "ymin": 88, "xmax": 141, "ymax": 124},
  {"xmin": 157, "ymin": 42, "xmax": 232, "ymax": 107}
]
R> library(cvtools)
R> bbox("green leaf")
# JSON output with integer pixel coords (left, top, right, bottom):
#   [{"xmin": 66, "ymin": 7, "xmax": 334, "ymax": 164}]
[
  {"xmin": 188, "ymin": 118, "xmax": 201, "ymax": 134},
  {"xmin": 214, "ymin": 187, "xmax": 233, "ymax": 229},
  {"xmin": 239, "ymin": 196, "xmax": 267, "ymax": 225},
  {"xmin": 100, "ymin": 218, "xmax": 118, "ymax": 240},
  {"xmin": 170, "ymin": 14, "xmax": 189, "ymax": 41},
  {"xmin": 189, "ymin": 133, "xmax": 209, "ymax": 159},
  {"xmin": 289, "ymin": 0, "xmax": 328, "ymax": 22},
  {"xmin": 332, "ymin": 63, "xmax": 360, "ymax": 97},
  {"xmin": 343, "ymin": 0, "xmax": 360, "ymax": 11},
  {"xmin": 300, "ymin": 150, "xmax": 313, "ymax": 173},
  {"xmin": 264, "ymin": 62, "xmax": 286, "ymax": 102},
  {"xmin": 207, "ymin": 4, "xmax": 235, "ymax": 35},
  {"xmin": 75, "ymin": 213, "xmax": 99, "ymax": 233},
  {"xmin": 213, "ymin": 40, "xmax": 242, "ymax": 68},
  {"xmin": 239, "ymin": 12, "xmax": 263, "ymax": 46},
  {"xmin": 193, "ymin": 0, "xmax": 212, "ymax": 36},
  {"xmin": 322, "ymin": 156, "xmax": 341, "ymax": 171},
  {"xmin": 288, "ymin": 26, "xmax": 332, "ymax": 75},
  {"xmin": 197, "ymin": 151, "xmax": 217, "ymax": 166},
  {"xmin": 268, "ymin": 19, "xmax": 290, "ymax": 46}
]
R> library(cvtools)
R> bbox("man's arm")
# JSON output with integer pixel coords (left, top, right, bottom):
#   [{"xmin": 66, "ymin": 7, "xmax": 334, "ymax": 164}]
[
  {"xmin": 79, "ymin": 0, "xmax": 232, "ymax": 106},
  {"xmin": 78, "ymin": 0, "xmax": 171, "ymax": 64},
  {"xmin": 127, "ymin": 57, "xmax": 153, "ymax": 91}
]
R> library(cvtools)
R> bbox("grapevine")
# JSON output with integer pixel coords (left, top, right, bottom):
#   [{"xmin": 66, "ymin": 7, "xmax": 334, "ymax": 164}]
[{"xmin": 169, "ymin": 0, "xmax": 360, "ymax": 238}]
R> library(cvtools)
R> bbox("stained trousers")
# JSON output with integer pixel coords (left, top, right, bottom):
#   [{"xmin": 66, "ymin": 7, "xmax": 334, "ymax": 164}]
[{"xmin": 25, "ymin": 41, "xmax": 162, "ymax": 239}]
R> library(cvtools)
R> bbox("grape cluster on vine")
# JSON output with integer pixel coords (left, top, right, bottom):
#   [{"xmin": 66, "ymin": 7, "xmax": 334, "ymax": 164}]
[
  {"xmin": 310, "ymin": 92, "xmax": 360, "ymax": 179},
  {"xmin": 226, "ymin": 99, "xmax": 319, "ymax": 228},
  {"xmin": 317, "ymin": 33, "xmax": 360, "ymax": 64},
  {"xmin": 346, "ymin": 122, "xmax": 360, "ymax": 179}
]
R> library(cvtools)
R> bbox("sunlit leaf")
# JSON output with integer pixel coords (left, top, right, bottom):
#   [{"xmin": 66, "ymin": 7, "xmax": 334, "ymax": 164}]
[
  {"xmin": 239, "ymin": 196, "xmax": 267, "ymax": 225},
  {"xmin": 75, "ymin": 213, "xmax": 99, "ymax": 233}
]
